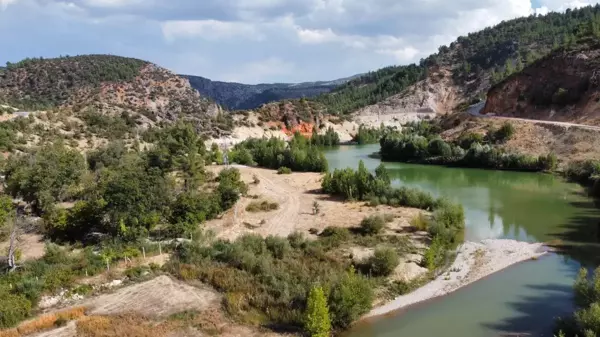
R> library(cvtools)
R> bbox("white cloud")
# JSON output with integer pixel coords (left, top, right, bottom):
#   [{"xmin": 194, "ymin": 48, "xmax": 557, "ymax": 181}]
[
  {"xmin": 0, "ymin": 0, "xmax": 18, "ymax": 10},
  {"xmin": 161, "ymin": 20, "xmax": 262, "ymax": 41},
  {"xmin": 83, "ymin": 0, "xmax": 141, "ymax": 7},
  {"xmin": 296, "ymin": 27, "xmax": 337, "ymax": 44},
  {"xmin": 3, "ymin": 0, "xmax": 600, "ymax": 83}
]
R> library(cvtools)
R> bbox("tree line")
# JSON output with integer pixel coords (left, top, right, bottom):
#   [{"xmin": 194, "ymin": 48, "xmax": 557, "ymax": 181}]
[
  {"xmin": 228, "ymin": 133, "xmax": 328, "ymax": 172},
  {"xmin": 379, "ymin": 121, "xmax": 557, "ymax": 172}
]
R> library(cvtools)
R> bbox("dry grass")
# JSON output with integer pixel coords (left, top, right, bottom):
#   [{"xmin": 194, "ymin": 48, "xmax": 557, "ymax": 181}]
[
  {"xmin": 76, "ymin": 315, "xmax": 175, "ymax": 337},
  {"xmin": 0, "ymin": 307, "xmax": 86, "ymax": 337}
]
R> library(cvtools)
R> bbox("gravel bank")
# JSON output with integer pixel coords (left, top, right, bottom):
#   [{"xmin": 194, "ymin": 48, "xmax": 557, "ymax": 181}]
[{"xmin": 366, "ymin": 239, "xmax": 548, "ymax": 318}]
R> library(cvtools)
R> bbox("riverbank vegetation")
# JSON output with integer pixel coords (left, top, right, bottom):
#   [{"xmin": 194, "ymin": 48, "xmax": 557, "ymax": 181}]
[
  {"xmin": 228, "ymin": 133, "xmax": 328, "ymax": 172},
  {"xmin": 379, "ymin": 121, "xmax": 557, "ymax": 172},
  {"xmin": 352, "ymin": 125, "xmax": 389, "ymax": 145},
  {"xmin": 565, "ymin": 159, "xmax": 600, "ymax": 198},
  {"xmin": 166, "ymin": 220, "xmax": 418, "ymax": 334},
  {"xmin": 556, "ymin": 267, "xmax": 600, "ymax": 337},
  {"xmin": 322, "ymin": 160, "xmax": 465, "ymax": 270},
  {"xmin": 311, "ymin": 127, "xmax": 340, "ymax": 147}
]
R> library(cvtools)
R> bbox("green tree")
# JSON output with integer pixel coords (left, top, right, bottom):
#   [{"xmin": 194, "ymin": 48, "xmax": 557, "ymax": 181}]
[
  {"xmin": 305, "ymin": 285, "xmax": 331, "ymax": 337},
  {"xmin": 4, "ymin": 143, "xmax": 86, "ymax": 213}
]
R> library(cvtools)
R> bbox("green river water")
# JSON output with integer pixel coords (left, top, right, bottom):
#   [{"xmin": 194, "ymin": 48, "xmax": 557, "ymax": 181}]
[{"xmin": 323, "ymin": 144, "xmax": 600, "ymax": 337}]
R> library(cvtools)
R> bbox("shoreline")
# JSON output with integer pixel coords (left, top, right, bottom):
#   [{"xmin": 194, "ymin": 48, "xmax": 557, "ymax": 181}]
[{"xmin": 365, "ymin": 239, "xmax": 548, "ymax": 318}]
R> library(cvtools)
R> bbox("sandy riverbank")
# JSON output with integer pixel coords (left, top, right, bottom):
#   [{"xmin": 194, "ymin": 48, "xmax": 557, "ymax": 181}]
[{"xmin": 366, "ymin": 239, "xmax": 548, "ymax": 318}]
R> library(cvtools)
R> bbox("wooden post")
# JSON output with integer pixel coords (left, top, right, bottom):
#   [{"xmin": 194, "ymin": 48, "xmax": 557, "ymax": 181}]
[
  {"xmin": 106, "ymin": 258, "xmax": 110, "ymax": 271},
  {"xmin": 159, "ymin": 242, "xmax": 162, "ymax": 255},
  {"xmin": 142, "ymin": 247, "xmax": 146, "ymax": 260}
]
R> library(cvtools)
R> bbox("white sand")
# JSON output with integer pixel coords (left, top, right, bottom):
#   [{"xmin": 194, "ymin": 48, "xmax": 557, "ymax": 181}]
[{"xmin": 366, "ymin": 239, "xmax": 547, "ymax": 318}]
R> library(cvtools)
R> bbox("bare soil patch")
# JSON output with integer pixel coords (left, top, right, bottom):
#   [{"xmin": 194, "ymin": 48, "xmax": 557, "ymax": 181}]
[{"xmin": 204, "ymin": 166, "xmax": 422, "ymax": 241}]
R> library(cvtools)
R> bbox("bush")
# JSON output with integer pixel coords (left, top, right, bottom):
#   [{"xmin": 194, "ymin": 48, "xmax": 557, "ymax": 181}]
[
  {"xmin": 366, "ymin": 248, "xmax": 399, "ymax": 277},
  {"xmin": 245, "ymin": 200, "xmax": 279, "ymax": 213},
  {"xmin": 328, "ymin": 267, "xmax": 373, "ymax": 328},
  {"xmin": 320, "ymin": 227, "xmax": 351, "ymax": 247},
  {"xmin": 277, "ymin": 167, "xmax": 292, "ymax": 175},
  {"xmin": 490, "ymin": 122, "xmax": 515, "ymax": 144},
  {"xmin": 411, "ymin": 213, "xmax": 430, "ymax": 231},
  {"xmin": 0, "ymin": 292, "xmax": 32, "ymax": 328},
  {"xmin": 360, "ymin": 215, "xmax": 386, "ymax": 235}
]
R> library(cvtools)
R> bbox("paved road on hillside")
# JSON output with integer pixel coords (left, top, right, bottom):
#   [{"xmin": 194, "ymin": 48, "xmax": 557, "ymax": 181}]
[{"xmin": 467, "ymin": 101, "xmax": 600, "ymax": 132}]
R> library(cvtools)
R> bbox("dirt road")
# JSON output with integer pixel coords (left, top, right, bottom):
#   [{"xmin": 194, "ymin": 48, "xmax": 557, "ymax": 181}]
[{"xmin": 468, "ymin": 101, "xmax": 600, "ymax": 131}]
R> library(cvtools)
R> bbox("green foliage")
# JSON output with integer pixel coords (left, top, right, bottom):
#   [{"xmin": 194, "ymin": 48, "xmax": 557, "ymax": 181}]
[
  {"xmin": 167, "ymin": 228, "xmax": 380, "ymax": 331},
  {"xmin": 490, "ymin": 122, "xmax": 515, "ymax": 144},
  {"xmin": 328, "ymin": 267, "xmax": 373, "ymax": 329},
  {"xmin": 566, "ymin": 160, "xmax": 600, "ymax": 197},
  {"xmin": 314, "ymin": 64, "xmax": 425, "ymax": 115},
  {"xmin": 0, "ymin": 290, "xmax": 32, "ymax": 328},
  {"xmin": 5, "ymin": 143, "xmax": 87, "ymax": 212},
  {"xmin": 305, "ymin": 286, "xmax": 331, "ymax": 337},
  {"xmin": 360, "ymin": 215, "xmax": 386, "ymax": 235},
  {"xmin": 365, "ymin": 248, "xmax": 399, "ymax": 277},
  {"xmin": 217, "ymin": 168, "xmax": 248, "ymax": 210},
  {"xmin": 277, "ymin": 166, "xmax": 292, "ymax": 174},
  {"xmin": 558, "ymin": 267, "xmax": 600, "ymax": 337},
  {"xmin": 380, "ymin": 125, "xmax": 555, "ymax": 172},
  {"xmin": 230, "ymin": 135, "xmax": 328, "ymax": 173},
  {"xmin": 311, "ymin": 127, "xmax": 340, "ymax": 147},
  {"xmin": 458, "ymin": 132, "xmax": 485, "ymax": 149},
  {"xmin": 352, "ymin": 125, "xmax": 390, "ymax": 145}
]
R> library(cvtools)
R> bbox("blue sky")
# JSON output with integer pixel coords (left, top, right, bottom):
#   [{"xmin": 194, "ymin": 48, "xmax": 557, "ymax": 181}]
[{"xmin": 0, "ymin": 0, "xmax": 597, "ymax": 84}]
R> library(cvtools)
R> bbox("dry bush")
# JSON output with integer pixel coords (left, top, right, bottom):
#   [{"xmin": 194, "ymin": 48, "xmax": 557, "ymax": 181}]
[
  {"xmin": 0, "ymin": 307, "xmax": 86, "ymax": 337},
  {"xmin": 0, "ymin": 329, "xmax": 19, "ymax": 337},
  {"xmin": 76, "ymin": 315, "xmax": 175, "ymax": 337}
]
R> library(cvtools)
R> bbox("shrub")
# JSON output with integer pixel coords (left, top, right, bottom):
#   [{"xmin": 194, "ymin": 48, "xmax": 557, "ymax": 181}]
[
  {"xmin": 491, "ymin": 122, "xmax": 515, "ymax": 144},
  {"xmin": 360, "ymin": 215, "xmax": 386, "ymax": 235},
  {"xmin": 328, "ymin": 267, "xmax": 373, "ymax": 328},
  {"xmin": 265, "ymin": 235, "xmax": 290, "ymax": 259},
  {"xmin": 277, "ymin": 167, "xmax": 292, "ymax": 175},
  {"xmin": 411, "ymin": 213, "xmax": 430, "ymax": 231},
  {"xmin": 0, "ymin": 293, "xmax": 32, "ymax": 329},
  {"xmin": 245, "ymin": 200, "xmax": 279, "ymax": 213},
  {"xmin": 366, "ymin": 248, "xmax": 399, "ymax": 277},
  {"xmin": 320, "ymin": 227, "xmax": 351, "ymax": 247}
]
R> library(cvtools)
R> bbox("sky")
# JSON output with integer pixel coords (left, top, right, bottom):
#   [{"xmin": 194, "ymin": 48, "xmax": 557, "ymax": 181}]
[{"xmin": 0, "ymin": 0, "xmax": 598, "ymax": 84}]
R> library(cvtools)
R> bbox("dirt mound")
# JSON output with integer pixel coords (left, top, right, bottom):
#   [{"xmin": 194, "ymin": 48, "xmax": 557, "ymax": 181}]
[
  {"xmin": 83, "ymin": 276, "xmax": 219, "ymax": 317},
  {"xmin": 483, "ymin": 43, "xmax": 600, "ymax": 126}
]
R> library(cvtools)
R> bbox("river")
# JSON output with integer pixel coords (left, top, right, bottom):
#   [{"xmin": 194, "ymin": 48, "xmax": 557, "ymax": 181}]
[{"xmin": 323, "ymin": 144, "xmax": 599, "ymax": 337}]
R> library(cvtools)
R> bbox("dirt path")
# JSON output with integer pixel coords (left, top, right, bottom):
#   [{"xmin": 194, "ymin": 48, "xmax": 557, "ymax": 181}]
[{"xmin": 468, "ymin": 101, "xmax": 600, "ymax": 131}]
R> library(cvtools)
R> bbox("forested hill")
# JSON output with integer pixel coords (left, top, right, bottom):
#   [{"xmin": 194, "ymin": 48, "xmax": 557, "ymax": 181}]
[
  {"xmin": 184, "ymin": 74, "xmax": 359, "ymax": 110},
  {"xmin": 0, "ymin": 54, "xmax": 230, "ymax": 136},
  {"xmin": 309, "ymin": 5, "xmax": 600, "ymax": 116}
]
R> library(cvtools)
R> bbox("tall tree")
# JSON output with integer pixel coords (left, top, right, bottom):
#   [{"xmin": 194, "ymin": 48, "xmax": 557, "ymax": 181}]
[{"xmin": 305, "ymin": 285, "xmax": 331, "ymax": 337}]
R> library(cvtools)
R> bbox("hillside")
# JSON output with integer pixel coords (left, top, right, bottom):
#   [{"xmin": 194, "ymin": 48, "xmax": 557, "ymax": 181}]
[
  {"xmin": 482, "ymin": 41, "xmax": 600, "ymax": 126},
  {"xmin": 310, "ymin": 5, "xmax": 600, "ymax": 118},
  {"xmin": 0, "ymin": 55, "xmax": 230, "ymax": 137},
  {"xmin": 184, "ymin": 74, "xmax": 358, "ymax": 110}
]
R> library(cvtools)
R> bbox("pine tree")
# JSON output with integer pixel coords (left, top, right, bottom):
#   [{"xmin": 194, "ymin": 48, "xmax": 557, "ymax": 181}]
[{"xmin": 305, "ymin": 286, "xmax": 331, "ymax": 337}]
